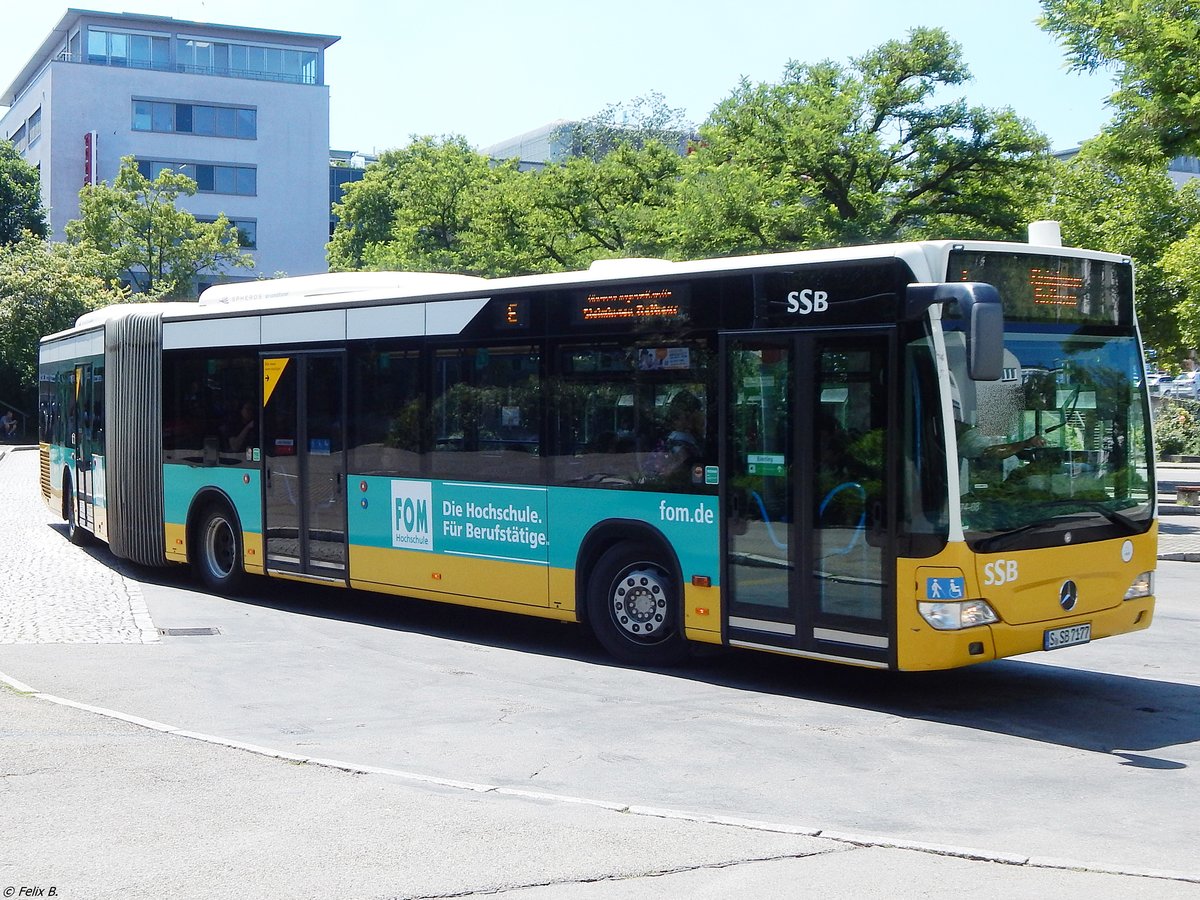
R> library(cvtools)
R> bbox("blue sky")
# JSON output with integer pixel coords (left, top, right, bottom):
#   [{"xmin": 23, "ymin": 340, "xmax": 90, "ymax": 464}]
[{"xmin": 1, "ymin": 1, "xmax": 1118, "ymax": 155}]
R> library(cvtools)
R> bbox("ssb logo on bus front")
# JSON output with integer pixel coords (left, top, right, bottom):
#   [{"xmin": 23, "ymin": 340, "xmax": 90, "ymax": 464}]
[{"xmin": 391, "ymin": 480, "xmax": 433, "ymax": 551}]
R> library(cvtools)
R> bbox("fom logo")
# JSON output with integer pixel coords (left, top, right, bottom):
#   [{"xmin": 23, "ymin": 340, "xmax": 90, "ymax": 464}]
[{"xmin": 391, "ymin": 480, "xmax": 433, "ymax": 551}]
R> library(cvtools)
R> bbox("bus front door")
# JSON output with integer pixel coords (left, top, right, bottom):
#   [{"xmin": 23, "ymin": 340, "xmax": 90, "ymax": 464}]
[
  {"xmin": 261, "ymin": 353, "xmax": 348, "ymax": 580},
  {"xmin": 723, "ymin": 332, "xmax": 894, "ymax": 668}
]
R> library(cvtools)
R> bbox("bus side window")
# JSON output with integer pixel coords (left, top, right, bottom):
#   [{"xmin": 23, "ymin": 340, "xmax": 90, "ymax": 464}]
[
  {"xmin": 551, "ymin": 343, "xmax": 713, "ymax": 492},
  {"xmin": 430, "ymin": 346, "xmax": 541, "ymax": 484},
  {"xmin": 348, "ymin": 348, "xmax": 423, "ymax": 478}
]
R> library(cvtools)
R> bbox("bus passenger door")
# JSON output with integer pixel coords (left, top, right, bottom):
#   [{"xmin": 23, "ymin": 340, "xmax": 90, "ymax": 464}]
[
  {"xmin": 723, "ymin": 332, "xmax": 894, "ymax": 667},
  {"xmin": 262, "ymin": 352, "xmax": 348, "ymax": 580}
]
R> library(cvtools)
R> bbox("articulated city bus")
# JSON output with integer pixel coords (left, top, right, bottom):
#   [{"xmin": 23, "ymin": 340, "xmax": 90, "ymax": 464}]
[{"xmin": 38, "ymin": 227, "xmax": 1156, "ymax": 669}]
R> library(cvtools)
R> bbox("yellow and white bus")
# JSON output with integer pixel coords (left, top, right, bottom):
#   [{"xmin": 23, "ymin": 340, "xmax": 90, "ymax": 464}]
[{"xmin": 39, "ymin": 226, "xmax": 1156, "ymax": 669}]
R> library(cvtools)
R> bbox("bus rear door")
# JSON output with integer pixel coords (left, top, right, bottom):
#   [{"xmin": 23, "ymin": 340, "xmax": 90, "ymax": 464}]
[
  {"xmin": 723, "ymin": 331, "xmax": 895, "ymax": 667},
  {"xmin": 261, "ymin": 352, "xmax": 348, "ymax": 581}
]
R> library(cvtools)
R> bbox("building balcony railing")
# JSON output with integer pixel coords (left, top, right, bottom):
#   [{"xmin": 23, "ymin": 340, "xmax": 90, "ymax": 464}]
[{"xmin": 53, "ymin": 51, "xmax": 319, "ymax": 85}]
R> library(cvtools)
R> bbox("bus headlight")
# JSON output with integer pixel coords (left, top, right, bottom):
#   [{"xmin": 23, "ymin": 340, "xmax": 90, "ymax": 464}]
[
  {"xmin": 918, "ymin": 599, "xmax": 999, "ymax": 631},
  {"xmin": 1123, "ymin": 571, "xmax": 1154, "ymax": 600}
]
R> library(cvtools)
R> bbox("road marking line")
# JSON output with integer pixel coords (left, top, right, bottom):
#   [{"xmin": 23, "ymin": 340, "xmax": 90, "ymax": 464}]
[{"xmin": 2, "ymin": 669, "xmax": 1197, "ymax": 885}]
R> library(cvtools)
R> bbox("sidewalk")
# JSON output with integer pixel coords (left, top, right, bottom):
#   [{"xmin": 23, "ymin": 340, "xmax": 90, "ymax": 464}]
[{"xmin": 1155, "ymin": 461, "xmax": 1200, "ymax": 561}]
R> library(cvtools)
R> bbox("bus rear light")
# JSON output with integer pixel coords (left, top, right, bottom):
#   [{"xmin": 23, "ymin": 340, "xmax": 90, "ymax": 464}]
[
  {"xmin": 694, "ymin": 607, "xmax": 710, "ymax": 617},
  {"xmin": 432, "ymin": 572, "xmax": 442, "ymax": 581},
  {"xmin": 918, "ymin": 599, "xmax": 998, "ymax": 631},
  {"xmin": 1124, "ymin": 571, "xmax": 1154, "ymax": 600}
]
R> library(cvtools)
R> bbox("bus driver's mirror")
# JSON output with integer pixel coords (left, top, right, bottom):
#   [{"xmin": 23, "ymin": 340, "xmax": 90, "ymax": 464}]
[{"xmin": 905, "ymin": 282, "xmax": 1004, "ymax": 382}]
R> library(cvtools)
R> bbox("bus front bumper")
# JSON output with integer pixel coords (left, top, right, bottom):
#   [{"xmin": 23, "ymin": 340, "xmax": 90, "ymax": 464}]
[{"xmin": 897, "ymin": 596, "xmax": 1154, "ymax": 671}]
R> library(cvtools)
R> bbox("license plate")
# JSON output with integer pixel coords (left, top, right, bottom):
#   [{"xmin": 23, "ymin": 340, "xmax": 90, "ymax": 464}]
[{"xmin": 1043, "ymin": 623, "xmax": 1091, "ymax": 650}]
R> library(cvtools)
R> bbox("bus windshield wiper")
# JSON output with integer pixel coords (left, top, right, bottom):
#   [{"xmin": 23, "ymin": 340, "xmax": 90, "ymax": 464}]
[
  {"xmin": 1053, "ymin": 500, "xmax": 1143, "ymax": 534},
  {"xmin": 975, "ymin": 502, "xmax": 1144, "ymax": 553}
]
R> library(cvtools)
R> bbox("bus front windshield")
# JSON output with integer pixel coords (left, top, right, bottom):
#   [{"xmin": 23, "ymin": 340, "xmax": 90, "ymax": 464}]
[{"xmin": 946, "ymin": 329, "xmax": 1154, "ymax": 546}]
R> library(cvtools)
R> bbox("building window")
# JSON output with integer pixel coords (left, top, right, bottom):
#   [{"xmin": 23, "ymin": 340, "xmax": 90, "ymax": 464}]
[
  {"xmin": 87, "ymin": 28, "xmax": 169, "ymax": 69},
  {"xmin": 132, "ymin": 100, "xmax": 256, "ymax": 139},
  {"xmin": 197, "ymin": 217, "xmax": 257, "ymax": 248},
  {"xmin": 26, "ymin": 108, "xmax": 41, "ymax": 144},
  {"xmin": 1172, "ymin": 156, "xmax": 1200, "ymax": 175},
  {"xmin": 178, "ymin": 37, "xmax": 318, "ymax": 85},
  {"xmin": 10, "ymin": 122, "xmax": 27, "ymax": 151},
  {"xmin": 136, "ymin": 159, "xmax": 257, "ymax": 196}
]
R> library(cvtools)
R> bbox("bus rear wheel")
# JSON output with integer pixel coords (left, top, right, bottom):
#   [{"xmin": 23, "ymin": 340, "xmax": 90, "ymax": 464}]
[
  {"xmin": 193, "ymin": 503, "xmax": 245, "ymax": 594},
  {"xmin": 63, "ymin": 477, "xmax": 90, "ymax": 546},
  {"xmin": 586, "ymin": 541, "xmax": 688, "ymax": 666}
]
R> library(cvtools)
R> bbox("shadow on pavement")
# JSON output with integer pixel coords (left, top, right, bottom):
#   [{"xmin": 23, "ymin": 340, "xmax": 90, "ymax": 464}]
[{"xmin": 79, "ymin": 526, "xmax": 1200, "ymax": 768}]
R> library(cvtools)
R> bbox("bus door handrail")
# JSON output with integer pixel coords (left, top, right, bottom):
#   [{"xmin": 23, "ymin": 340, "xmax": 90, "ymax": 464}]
[
  {"xmin": 818, "ymin": 481, "xmax": 867, "ymax": 557},
  {"xmin": 749, "ymin": 490, "xmax": 789, "ymax": 551}
]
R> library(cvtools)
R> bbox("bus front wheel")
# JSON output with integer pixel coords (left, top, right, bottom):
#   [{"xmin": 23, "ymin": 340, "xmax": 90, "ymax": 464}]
[
  {"xmin": 193, "ymin": 503, "xmax": 245, "ymax": 594},
  {"xmin": 586, "ymin": 541, "xmax": 688, "ymax": 666}
]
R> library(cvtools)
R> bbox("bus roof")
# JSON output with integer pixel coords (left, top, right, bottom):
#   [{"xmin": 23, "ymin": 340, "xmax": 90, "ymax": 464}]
[
  {"xmin": 43, "ymin": 237, "xmax": 1131, "ymax": 343},
  {"xmin": 193, "ymin": 238, "xmax": 1129, "ymax": 313}
]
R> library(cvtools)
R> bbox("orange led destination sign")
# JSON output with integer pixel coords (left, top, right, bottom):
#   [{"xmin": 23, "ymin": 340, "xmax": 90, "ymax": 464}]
[
  {"xmin": 1029, "ymin": 268, "xmax": 1085, "ymax": 307},
  {"xmin": 579, "ymin": 288, "xmax": 682, "ymax": 322}
]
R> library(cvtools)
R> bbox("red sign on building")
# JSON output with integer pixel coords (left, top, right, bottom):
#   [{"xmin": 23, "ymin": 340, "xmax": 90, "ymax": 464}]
[{"xmin": 84, "ymin": 131, "xmax": 98, "ymax": 186}]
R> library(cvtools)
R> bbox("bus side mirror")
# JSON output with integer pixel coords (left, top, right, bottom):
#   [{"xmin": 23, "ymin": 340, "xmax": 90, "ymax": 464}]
[{"xmin": 905, "ymin": 282, "xmax": 1004, "ymax": 381}]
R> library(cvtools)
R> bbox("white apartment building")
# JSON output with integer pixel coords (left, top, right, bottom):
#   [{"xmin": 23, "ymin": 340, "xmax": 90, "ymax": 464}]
[{"xmin": 1, "ymin": 9, "xmax": 339, "ymax": 287}]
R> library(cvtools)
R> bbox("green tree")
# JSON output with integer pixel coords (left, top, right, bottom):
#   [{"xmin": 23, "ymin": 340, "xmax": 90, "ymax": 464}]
[
  {"xmin": 469, "ymin": 142, "xmax": 682, "ymax": 273},
  {"xmin": 1, "ymin": 140, "xmax": 48, "ymax": 246},
  {"xmin": 66, "ymin": 156, "xmax": 252, "ymax": 298},
  {"xmin": 1161, "ymin": 220, "xmax": 1200, "ymax": 352},
  {"xmin": 1040, "ymin": 0, "xmax": 1200, "ymax": 158},
  {"xmin": 0, "ymin": 233, "xmax": 127, "ymax": 409},
  {"xmin": 677, "ymin": 28, "xmax": 1051, "ymax": 256},
  {"xmin": 1040, "ymin": 138, "xmax": 1200, "ymax": 356},
  {"xmin": 328, "ymin": 136, "xmax": 494, "ymax": 273}
]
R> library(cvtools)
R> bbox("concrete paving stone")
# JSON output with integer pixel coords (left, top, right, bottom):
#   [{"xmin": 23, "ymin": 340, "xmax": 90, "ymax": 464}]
[{"xmin": 0, "ymin": 448, "xmax": 157, "ymax": 646}]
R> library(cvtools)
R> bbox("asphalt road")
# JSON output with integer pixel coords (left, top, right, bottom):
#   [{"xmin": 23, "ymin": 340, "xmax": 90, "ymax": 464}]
[{"xmin": 2, "ymin": 447, "xmax": 1198, "ymax": 897}]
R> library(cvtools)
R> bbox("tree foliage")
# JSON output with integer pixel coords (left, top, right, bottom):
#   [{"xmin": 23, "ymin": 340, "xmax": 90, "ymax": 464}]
[
  {"xmin": 66, "ymin": 156, "xmax": 252, "ymax": 298},
  {"xmin": 1040, "ymin": 0, "xmax": 1200, "ymax": 158},
  {"xmin": 1039, "ymin": 138, "xmax": 1200, "ymax": 357},
  {"xmin": 475, "ymin": 142, "xmax": 682, "ymax": 272},
  {"xmin": 1, "ymin": 140, "xmax": 48, "ymax": 246},
  {"xmin": 328, "ymin": 136, "xmax": 495, "ymax": 273},
  {"xmin": 680, "ymin": 28, "xmax": 1051, "ymax": 255},
  {"xmin": 0, "ymin": 234, "xmax": 127, "ymax": 409},
  {"xmin": 1161, "ymin": 221, "xmax": 1200, "ymax": 352},
  {"xmin": 330, "ymin": 30, "xmax": 1052, "ymax": 276}
]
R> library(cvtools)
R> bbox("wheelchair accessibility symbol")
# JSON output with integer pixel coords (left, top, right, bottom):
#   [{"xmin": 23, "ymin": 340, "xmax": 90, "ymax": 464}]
[{"xmin": 926, "ymin": 577, "xmax": 965, "ymax": 600}]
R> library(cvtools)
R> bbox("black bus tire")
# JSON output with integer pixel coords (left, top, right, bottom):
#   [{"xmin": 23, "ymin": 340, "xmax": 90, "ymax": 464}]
[
  {"xmin": 64, "ymin": 476, "xmax": 90, "ymax": 546},
  {"xmin": 586, "ymin": 540, "xmax": 688, "ymax": 666},
  {"xmin": 193, "ymin": 502, "xmax": 245, "ymax": 594}
]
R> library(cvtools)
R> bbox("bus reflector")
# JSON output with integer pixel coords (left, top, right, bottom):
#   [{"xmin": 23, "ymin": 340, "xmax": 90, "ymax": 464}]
[
  {"xmin": 432, "ymin": 572, "xmax": 442, "ymax": 580},
  {"xmin": 695, "ymin": 607, "xmax": 710, "ymax": 617},
  {"xmin": 692, "ymin": 576, "xmax": 711, "ymax": 587}
]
